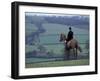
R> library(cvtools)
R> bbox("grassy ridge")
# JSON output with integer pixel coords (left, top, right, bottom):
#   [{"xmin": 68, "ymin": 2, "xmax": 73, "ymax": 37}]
[{"xmin": 26, "ymin": 59, "xmax": 89, "ymax": 68}]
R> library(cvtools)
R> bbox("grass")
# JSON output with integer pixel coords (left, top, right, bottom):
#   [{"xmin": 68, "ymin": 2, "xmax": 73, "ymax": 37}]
[{"xmin": 26, "ymin": 59, "xmax": 89, "ymax": 68}]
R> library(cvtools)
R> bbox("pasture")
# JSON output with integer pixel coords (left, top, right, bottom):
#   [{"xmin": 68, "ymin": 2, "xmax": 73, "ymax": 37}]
[
  {"xmin": 25, "ymin": 13, "xmax": 89, "ymax": 68},
  {"xmin": 26, "ymin": 59, "xmax": 89, "ymax": 68}
]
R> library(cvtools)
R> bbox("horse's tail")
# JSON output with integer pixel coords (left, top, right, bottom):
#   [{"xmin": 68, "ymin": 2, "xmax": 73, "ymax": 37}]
[
  {"xmin": 78, "ymin": 46, "xmax": 82, "ymax": 52},
  {"xmin": 75, "ymin": 39, "xmax": 82, "ymax": 52}
]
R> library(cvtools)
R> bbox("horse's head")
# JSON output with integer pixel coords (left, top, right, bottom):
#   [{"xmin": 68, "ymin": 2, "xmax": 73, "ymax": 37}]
[{"xmin": 59, "ymin": 33, "xmax": 66, "ymax": 42}]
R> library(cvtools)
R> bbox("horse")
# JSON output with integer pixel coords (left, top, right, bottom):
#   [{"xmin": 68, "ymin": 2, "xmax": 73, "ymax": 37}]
[{"xmin": 59, "ymin": 33, "xmax": 82, "ymax": 60}]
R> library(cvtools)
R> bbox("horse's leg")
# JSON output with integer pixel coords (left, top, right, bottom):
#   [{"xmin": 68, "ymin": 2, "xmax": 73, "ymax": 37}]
[
  {"xmin": 75, "ymin": 42, "xmax": 78, "ymax": 59},
  {"xmin": 64, "ymin": 44, "xmax": 70, "ymax": 60},
  {"xmin": 73, "ymin": 48, "xmax": 77, "ymax": 59},
  {"xmin": 73, "ymin": 48, "xmax": 76, "ymax": 59},
  {"xmin": 67, "ymin": 50, "xmax": 70, "ymax": 60},
  {"xmin": 64, "ymin": 49, "xmax": 67, "ymax": 60},
  {"xmin": 64, "ymin": 49, "xmax": 70, "ymax": 60},
  {"xmin": 75, "ymin": 48, "xmax": 77, "ymax": 59}
]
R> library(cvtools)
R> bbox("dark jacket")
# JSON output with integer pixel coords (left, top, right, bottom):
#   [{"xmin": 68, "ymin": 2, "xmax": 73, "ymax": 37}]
[{"xmin": 67, "ymin": 30, "xmax": 73, "ymax": 41}]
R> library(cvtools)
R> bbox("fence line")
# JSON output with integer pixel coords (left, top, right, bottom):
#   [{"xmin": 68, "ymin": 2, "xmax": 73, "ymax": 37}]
[
  {"xmin": 38, "ymin": 42, "xmax": 88, "ymax": 45},
  {"xmin": 39, "ymin": 34, "xmax": 89, "ymax": 36},
  {"xmin": 26, "ymin": 33, "xmax": 89, "ymax": 45}
]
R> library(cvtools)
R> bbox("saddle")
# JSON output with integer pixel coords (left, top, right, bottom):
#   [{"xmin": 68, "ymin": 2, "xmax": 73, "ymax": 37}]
[{"xmin": 65, "ymin": 39, "xmax": 72, "ymax": 50}]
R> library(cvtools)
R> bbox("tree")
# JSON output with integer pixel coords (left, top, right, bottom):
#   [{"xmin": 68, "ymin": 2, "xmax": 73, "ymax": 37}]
[{"xmin": 37, "ymin": 45, "xmax": 46, "ymax": 53}]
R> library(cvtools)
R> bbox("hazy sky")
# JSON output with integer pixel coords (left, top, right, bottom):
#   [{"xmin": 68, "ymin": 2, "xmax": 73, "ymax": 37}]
[{"xmin": 25, "ymin": 12, "xmax": 89, "ymax": 18}]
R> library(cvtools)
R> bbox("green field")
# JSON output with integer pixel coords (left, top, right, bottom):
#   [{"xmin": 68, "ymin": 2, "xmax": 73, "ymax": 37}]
[
  {"xmin": 25, "ymin": 17, "xmax": 89, "ymax": 68},
  {"xmin": 26, "ymin": 59, "xmax": 89, "ymax": 68}
]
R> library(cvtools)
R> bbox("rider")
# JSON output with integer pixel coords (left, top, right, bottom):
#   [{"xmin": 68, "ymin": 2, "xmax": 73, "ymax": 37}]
[{"xmin": 66, "ymin": 27, "xmax": 73, "ymax": 42}]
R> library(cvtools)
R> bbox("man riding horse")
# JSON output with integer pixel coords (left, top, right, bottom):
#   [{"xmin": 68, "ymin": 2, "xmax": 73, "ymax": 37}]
[
  {"xmin": 60, "ymin": 27, "xmax": 82, "ymax": 60},
  {"xmin": 65, "ymin": 27, "xmax": 74, "ymax": 50}
]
